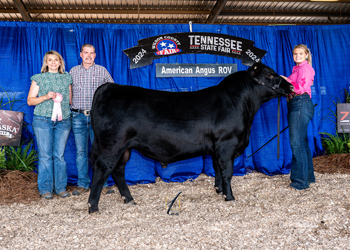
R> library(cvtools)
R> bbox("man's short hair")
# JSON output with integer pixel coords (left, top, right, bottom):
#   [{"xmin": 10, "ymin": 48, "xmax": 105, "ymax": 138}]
[{"xmin": 81, "ymin": 43, "xmax": 96, "ymax": 52}]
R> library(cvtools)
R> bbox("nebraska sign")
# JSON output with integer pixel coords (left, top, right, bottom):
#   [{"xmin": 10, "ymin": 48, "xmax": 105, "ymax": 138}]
[{"xmin": 0, "ymin": 110, "xmax": 23, "ymax": 146}]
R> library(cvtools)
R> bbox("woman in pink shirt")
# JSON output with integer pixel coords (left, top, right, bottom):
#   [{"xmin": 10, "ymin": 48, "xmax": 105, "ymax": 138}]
[{"xmin": 282, "ymin": 44, "xmax": 315, "ymax": 190}]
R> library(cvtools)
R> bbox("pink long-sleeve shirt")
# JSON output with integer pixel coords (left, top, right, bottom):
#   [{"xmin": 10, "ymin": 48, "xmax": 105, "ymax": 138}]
[{"xmin": 287, "ymin": 60, "xmax": 315, "ymax": 97}]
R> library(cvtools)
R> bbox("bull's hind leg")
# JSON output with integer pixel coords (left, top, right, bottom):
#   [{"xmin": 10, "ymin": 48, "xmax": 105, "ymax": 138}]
[
  {"xmin": 111, "ymin": 165, "xmax": 136, "ymax": 205},
  {"xmin": 212, "ymin": 156, "xmax": 223, "ymax": 194},
  {"xmin": 88, "ymin": 156, "xmax": 117, "ymax": 214},
  {"xmin": 111, "ymin": 149, "xmax": 136, "ymax": 205}
]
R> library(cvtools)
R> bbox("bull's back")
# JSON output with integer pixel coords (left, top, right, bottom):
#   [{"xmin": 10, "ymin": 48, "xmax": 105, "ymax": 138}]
[{"xmin": 92, "ymin": 82, "xmax": 225, "ymax": 121}]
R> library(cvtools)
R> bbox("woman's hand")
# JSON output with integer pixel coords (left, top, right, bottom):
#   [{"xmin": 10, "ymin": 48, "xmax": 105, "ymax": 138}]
[{"xmin": 46, "ymin": 91, "xmax": 57, "ymax": 100}]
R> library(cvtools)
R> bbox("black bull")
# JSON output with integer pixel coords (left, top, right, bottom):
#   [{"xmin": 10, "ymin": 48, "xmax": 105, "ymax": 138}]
[{"xmin": 88, "ymin": 63, "xmax": 294, "ymax": 213}]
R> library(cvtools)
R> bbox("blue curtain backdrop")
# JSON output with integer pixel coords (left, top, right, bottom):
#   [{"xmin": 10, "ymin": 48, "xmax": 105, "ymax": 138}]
[{"xmin": 0, "ymin": 21, "xmax": 349, "ymax": 185}]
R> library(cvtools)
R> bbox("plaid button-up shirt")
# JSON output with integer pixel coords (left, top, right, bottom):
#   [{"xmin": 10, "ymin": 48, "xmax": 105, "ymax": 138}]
[{"xmin": 70, "ymin": 63, "xmax": 114, "ymax": 110}]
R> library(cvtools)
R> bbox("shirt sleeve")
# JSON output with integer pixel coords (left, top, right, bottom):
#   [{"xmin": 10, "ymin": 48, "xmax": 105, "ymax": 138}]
[
  {"xmin": 65, "ymin": 72, "xmax": 73, "ymax": 85},
  {"xmin": 104, "ymin": 69, "xmax": 114, "ymax": 83},
  {"xmin": 30, "ymin": 74, "xmax": 42, "ymax": 87},
  {"xmin": 288, "ymin": 65, "xmax": 314, "ymax": 94}
]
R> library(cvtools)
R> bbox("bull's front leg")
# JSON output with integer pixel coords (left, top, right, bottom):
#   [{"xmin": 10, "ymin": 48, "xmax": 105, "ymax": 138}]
[
  {"xmin": 212, "ymin": 155, "xmax": 223, "ymax": 194},
  {"xmin": 88, "ymin": 156, "xmax": 116, "ymax": 213},
  {"xmin": 221, "ymin": 165, "xmax": 235, "ymax": 201},
  {"xmin": 216, "ymin": 148, "xmax": 235, "ymax": 201}
]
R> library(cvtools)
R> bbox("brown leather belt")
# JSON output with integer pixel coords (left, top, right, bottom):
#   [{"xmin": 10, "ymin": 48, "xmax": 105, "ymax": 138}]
[{"xmin": 287, "ymin": 92, "xmax": 309, "ymax": 102}]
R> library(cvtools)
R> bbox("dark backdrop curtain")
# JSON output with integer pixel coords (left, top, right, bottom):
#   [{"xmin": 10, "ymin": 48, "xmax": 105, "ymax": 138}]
[{"xmin": 1, "ymin": 21, "xmax": 349, "ymax": 185}]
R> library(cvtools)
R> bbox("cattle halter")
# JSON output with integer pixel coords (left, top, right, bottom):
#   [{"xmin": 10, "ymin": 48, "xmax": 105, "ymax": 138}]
[{"xmin": 249, "ymin": 73, "xmax": 283, "ymax": 94}]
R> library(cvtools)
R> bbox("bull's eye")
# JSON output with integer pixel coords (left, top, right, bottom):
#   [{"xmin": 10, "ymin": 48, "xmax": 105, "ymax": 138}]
[{"xmin": 265, "ymin": 73, "xmax": 273, "ymax": 79}]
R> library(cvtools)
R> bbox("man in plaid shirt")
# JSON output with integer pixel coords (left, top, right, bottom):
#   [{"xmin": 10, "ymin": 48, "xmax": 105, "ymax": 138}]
[{"xmin": 69, "ymin": 43, "xmax": 114, "ymax": 196}]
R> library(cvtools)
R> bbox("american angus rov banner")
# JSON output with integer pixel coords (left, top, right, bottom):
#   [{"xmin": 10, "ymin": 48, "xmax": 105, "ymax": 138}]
[{"xmin": 123, "ymin": 32, "xmax": 267, "ymax": 69}]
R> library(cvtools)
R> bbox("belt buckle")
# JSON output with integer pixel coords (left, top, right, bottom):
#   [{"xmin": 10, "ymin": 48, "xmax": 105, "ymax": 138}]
[{"xmin": 83, "ymin": 110, "xmax": 90, "ymax": 116}]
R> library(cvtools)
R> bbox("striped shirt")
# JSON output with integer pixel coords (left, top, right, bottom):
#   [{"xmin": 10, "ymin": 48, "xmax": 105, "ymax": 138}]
[{"xmin": 69, "ymin": 63, "xmax": 114, "ymax": 110}]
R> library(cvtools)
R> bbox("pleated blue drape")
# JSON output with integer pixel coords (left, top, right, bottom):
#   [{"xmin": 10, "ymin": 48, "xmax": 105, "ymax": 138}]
[{"xmin": 1, "ymin": 21, "xmax": 349, "ymax": 185}]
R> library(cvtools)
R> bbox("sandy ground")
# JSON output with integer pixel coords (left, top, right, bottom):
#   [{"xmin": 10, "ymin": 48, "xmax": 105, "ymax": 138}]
[{"xmin": 1, "ymin": 170, "xmax": 350, "ymax": 249}]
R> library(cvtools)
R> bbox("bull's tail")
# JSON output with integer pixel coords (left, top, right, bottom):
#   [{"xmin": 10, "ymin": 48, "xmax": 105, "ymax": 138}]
[{"xmin": 89, "ymin": 141, "xmax": 99, "ymax": 168}]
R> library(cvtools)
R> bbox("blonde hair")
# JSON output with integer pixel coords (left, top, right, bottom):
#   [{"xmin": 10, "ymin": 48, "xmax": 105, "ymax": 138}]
[
  {"xmin": 41, "ymin": 50, "xmax": 65, "ymax": 74},
  {"xmin": 80, "ymin": 43, "xmax": 96, "ymax": 52},
  {"xmin": 293, "ymin": 44, "xmax": 312, "ymax": 67}
]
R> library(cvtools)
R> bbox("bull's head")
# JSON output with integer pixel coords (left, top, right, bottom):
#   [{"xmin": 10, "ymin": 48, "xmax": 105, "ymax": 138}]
[{"xmin": 247, "ymin": 63, "xmax": 294, "ymax": 96}]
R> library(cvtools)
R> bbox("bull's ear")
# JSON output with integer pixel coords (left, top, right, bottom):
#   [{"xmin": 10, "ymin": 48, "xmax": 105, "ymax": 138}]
[{"xmin": 248, "ymin": 62, "xmax": 262, "ymax": 77}]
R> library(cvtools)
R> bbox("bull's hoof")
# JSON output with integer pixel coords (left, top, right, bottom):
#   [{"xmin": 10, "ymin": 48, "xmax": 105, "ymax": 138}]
[
  {"xmin": 89, "ymin": 210, "xmax": 101, "ymax": 215},
  {"xmin": 225, "ymin": 196, "xmax": 235, "ymax": 202},
  {"xmin": 215, "ymin": 187, "xmax": 223, "ymax": 194},
  {"xmin": 88, "ymin": 203, "xmax": 99, "ymax": 214},
  {"xmin": 124, "ymin": 199, "xmax": 137, "ymax": 205}
]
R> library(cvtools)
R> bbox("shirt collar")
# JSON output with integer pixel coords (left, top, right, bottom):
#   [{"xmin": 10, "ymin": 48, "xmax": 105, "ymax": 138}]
[
  {"xmin": 80, "ymin": 63, "xmax": 96, "ymax": 70},
  {"xmin": 296, "ymin": 60, "xmax": 308, "ymax": 68}
]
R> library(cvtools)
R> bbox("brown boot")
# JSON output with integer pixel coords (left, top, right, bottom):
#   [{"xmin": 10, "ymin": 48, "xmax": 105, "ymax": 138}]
[
  {"xmin": 102, "ymin": 186, "xmax": 115, "ymax": 195},
  {"xmin": 72, "ymin": 187, "xmax": 89, "ymax": 196}
]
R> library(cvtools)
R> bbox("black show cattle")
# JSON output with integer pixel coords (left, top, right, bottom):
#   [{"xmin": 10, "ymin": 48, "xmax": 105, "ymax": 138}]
[{"xmin": 88, "ymin": 63, "xmax": 294, "ymax": 213}]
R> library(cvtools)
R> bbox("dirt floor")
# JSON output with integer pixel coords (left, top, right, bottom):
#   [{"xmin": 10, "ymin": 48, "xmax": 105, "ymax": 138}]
[
  {"xmin": 2, "ymin": 154, "xmax": 350, "ymax": 249},
  {"xmin": 0, "ymin": 154, "xmax": 349, "ymax": 205}
]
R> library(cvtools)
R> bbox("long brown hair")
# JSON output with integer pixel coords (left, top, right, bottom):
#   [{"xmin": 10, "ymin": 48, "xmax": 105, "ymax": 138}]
[{"xmin": 41, "ymin": 50, "xmax": 65, "ymax": 74}]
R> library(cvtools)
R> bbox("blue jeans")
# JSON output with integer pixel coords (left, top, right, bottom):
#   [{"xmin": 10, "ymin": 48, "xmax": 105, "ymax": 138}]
[
  {"xmin": 33, "ymin": 115, "xmax": 71, "ymax": 195},
  {"xmin": 72, "ymin": 111, "xmax": 108, "ymax": 188},
  {"xmin": 287, "ymin": 94, "xmax": 315, "ymax": 190}
]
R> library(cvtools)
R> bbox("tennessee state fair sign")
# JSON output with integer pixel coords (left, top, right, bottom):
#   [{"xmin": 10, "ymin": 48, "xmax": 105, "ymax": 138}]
[{"xmin": 123, "ymin": 32, "xmax": 266, "ymax": 70}]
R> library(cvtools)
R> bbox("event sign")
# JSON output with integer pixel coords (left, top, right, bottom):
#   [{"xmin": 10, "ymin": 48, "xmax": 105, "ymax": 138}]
[
  {"xmin": 337, "ymin": 103, "xmax": 350, "ymax": 133},
  {"xmin": 156, "ymin": 63, "xmax": 237, "ymax": 77},
  {"xmin": 0, "ymin": 110, "xmax": 23, "ymax": 146},
  {"xmin": 123, "ymin": 32, "xmax": 267, "ymax": 69}
]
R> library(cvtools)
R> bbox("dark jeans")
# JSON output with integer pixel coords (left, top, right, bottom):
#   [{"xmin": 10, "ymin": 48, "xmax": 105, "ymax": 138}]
[{"xmin": 287, "ymin": 94, "xmax": 315, "ymax": 190}]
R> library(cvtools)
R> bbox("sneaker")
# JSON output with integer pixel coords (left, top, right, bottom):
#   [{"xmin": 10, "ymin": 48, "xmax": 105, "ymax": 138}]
[
  {"xmin": 58, "ymin": 191, "xmax": 70, "ymax": 198},
  {"xmin": 102, "ymin": 186, "xmax": 115, "ymax": 195},
  {"xmin": 41, "ymin": 193, "xmax": 53, "ymax": 200},
  {"xmin": 72, "ymin": 187, "xmax": 89, "ymax": 196}
]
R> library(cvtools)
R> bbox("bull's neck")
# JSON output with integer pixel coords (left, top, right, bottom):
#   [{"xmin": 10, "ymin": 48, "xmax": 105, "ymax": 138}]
[{"xmin": 254, "ymin": 82, "xmax": 279, "ymax": 106}]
